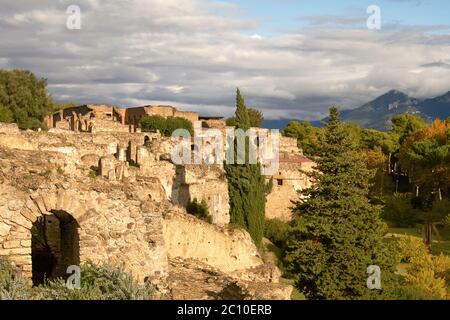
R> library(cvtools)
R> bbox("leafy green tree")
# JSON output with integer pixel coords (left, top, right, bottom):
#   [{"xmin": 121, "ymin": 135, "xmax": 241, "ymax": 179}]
[
  {"xmin": 283, "ymin": 121, "xmax": 322, "ymax": 156},
  {"xmin": 0, "ymin": 69, "xmax": 54, "ymax": 130},
  {"xmin": 226, "ymin": 107, "xmax": 263, "ymax": 128},
  {"xmin": 391, "ymin": 114, "xmax": 427, "ymax": 144},
  {"xmin": 0, "ymin": 103, "xmax": 13, "ymax": 123},
  {"xmin": 224, "ymin": 89, "xmax": 266, "ymax": 245},
  {"xmin": 392, "ymin": 120, "xmax": 450, "ymax": 245},
  {"xmin": 362, "ymin": 147, "xmax": 394, "ymax": 199},
  {"xmin": 360, "ymin": 129, "xmax": 398, "ymax": 154},
  {"xmin": 286, "ymin": 106, "xmax": 397, "ymax": 300}
]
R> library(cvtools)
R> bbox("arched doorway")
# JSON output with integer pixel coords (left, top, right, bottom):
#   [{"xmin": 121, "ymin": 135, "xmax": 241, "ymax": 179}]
[{"xmin": 31, "ymin": 210, "xmax": 80, "ymax": 286}]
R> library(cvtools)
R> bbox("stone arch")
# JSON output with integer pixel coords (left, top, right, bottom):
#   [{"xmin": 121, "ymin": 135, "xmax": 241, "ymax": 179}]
[
  {"xmin": 144, "ymin": 135, "xmax": 151, "ymax": 146},
  {"xmin": 31, "ymin": 210, "xmax": 80, "ymax": 285},
  {"xmin": 10, "ymin": 190, "xmax": 98, "ymax": 281}
]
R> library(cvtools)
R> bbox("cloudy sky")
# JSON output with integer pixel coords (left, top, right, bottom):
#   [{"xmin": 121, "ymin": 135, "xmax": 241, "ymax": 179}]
[{"xmin": 0, "ymin": 0, "xmax": 450, "ymax": 120}]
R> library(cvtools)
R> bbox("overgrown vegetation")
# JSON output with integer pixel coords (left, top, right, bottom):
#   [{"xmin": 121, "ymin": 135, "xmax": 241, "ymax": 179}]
[
  {"xmin": 0, "ymin": 258, "xmax": 154, "ymax": 300},
  {"xmin": 140, "ymin": 115, "xmax": 193, "ymax": 136},
  {"xmin": 186, "ymin": 198, "xmax": 212, "ymax": 224},
  {"xmin": 0, "ymin": 258, "xmax": 30, "ymax": 300}
]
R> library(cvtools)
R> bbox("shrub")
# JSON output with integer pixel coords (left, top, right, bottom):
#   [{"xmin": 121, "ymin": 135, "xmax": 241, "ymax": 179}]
[
  {"xmin": 186, "ymin": 198, "xmax": 212, "ymax": 223},
  {"xmin": 33, "ymin": 262, "xmax": 154, "ymax": 300},
  {"xmin": 264, "ymin": 219, "xmax": 294, "ymax": 273},
  {"xmin": 140, "ymin": 115, "xmax": 166, "ymax": 133},
  {"xmin": 395, "ymin": 235, "xmax": 430, "ymax": 264},
  {"xmin": 164, "ymin": 117, "xmax": 193, "ymax": 136},
  {"xmin": 140, "ymin": 115, "xmax": 193, "ymax": 137},
  {"xmin": 264, "ymin": 219, "xmax": 292, "ymax": 250},
  {"xmin": 394, "ymin": 236, "xmax": 450, "ymax": 299},
  {"xmin": 0, "ymin": 258, "xmax": 30, "ymax": 300},
  {"xmin": 87, "ymin": 169, "xmax": 97, "ymax": 179}
]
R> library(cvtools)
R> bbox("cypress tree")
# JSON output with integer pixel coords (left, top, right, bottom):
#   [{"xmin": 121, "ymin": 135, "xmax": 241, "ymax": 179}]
[
  {"xmin": 286, "ymin": 106, "xmax": 397, "ymax": 299},
  {"xmin": 225, "ymin": 89, "xmax": 265, "ymax": 245}
]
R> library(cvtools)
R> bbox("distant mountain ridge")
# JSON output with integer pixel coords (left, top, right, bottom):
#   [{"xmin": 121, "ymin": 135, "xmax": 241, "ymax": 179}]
[
  {"xmin": 264, "ymin": 90, "xmax": 450, "ymax": 131},
  {"xmin": 338, "ymin": 90, "xmax": 450, "ymax": 131}
]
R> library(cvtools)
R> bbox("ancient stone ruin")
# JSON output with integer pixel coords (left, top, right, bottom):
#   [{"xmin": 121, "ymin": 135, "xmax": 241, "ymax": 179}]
[{"xmin": 0, "ymin": 112, "xmax": 315, "ymax": 299}]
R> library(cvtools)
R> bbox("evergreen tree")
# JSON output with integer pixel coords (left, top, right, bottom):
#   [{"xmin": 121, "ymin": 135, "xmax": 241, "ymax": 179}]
[
  {"xmin": 225, "ymin": 89, "xmax": 265, "ymax": 245},
  {"xmin": 286, "ymin": 106, "xmax": 398, "ymax": 299}
]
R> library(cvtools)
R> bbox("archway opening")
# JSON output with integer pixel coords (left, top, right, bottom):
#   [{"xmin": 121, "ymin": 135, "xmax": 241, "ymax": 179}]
[{"xmin": 31, "ymin": 210, "xmax": 80, "ymax": 286}]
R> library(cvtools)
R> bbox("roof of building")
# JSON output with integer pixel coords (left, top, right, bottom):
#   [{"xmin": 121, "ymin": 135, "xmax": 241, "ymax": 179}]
[
  {"xmin": 279, "ymin": 155, "xmax": 314, "ymax": 164},
  {"xmin": 199, "ymin": 116, "xmax": 225, "ymax": 120}
]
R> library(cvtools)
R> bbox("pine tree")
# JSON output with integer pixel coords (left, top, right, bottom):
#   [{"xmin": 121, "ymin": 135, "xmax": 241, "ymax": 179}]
[
  {"xmin": 286, "ymin": 106, "xmax": 398, "ymax": 299},
  {"xmin": 225, "ymin": 89, "xmax": 265, "ymax": 245}
]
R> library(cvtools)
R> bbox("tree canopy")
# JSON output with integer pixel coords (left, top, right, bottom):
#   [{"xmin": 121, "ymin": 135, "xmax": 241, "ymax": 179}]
[
  {"xmin": 0, "ymin": 69, "xmax": 55, "ymax": 129},
  {"xmin": 286, "ymin": 106, "xmax": 397, "ymax": 299}
]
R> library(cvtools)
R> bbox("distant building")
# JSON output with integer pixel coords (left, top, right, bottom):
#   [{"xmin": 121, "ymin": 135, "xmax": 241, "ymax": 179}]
[
  {"xmin": 45, "ymin": 104, "xmax": 199, "ymax": 133},
  {"xmin": 265, "ymin": 153, "xmax": 315, "ymax": 222}
]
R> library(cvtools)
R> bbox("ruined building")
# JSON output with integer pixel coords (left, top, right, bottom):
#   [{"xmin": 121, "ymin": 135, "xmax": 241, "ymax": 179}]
[
  {"xmin": 0, "ymin": 107, "xmax": 314, "ymax": 299},
  {"xmin": 45, "ymin": 104, "xmax": 200, "ymax": 133}
]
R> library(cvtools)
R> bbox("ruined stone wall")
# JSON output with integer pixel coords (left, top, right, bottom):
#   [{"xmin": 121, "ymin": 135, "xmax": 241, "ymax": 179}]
[
  {"xmin": 279, "ymin": 136, "xmax": 302, "ymax": 155},
  {"xmin": 0, "ymin": 179, "xmax": 169, "ymax": 284},
  {"xmin": 90, "ymin": 118, "xmax": 131, "ymax": 133},
  {"xmin": 265, "ymin": 162, "xmax": 315, "ymax": 222},
  {"xmin": 181, "ymin": 165, "xmax": 230, "ymax": 226},
  {"xmin": 162, "ymin": 212, "xmax": 262, "ymax": 273},
  {"xmin": 174, "ymin": 111, "xmax": 199, "ymax": 123},
  {"xmin": 202, "ymin": 119, "xmax": 226, "ymax": 129},
  {"xmin": 0, "ymin": 123, "xmax": 20, "ymax": 134},
  {"xmin": 0, "ymin": 126, "xmax": 290, "ymax": 298}
]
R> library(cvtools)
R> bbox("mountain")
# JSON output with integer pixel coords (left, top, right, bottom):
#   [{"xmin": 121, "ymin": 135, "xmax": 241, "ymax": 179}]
[
  {"xmin": 262, "ymin": 119, "xmax": 324, "ymax": 130},
  {"xmin": 339, "ymin": 90, "xmax": 423, "ymax": 131},
  {"xmin": 336, "ymin": 90, "xmax": 450, "ymax": 131},
  {"xmin": 419, "ymin": 91, "xmax": 450, "ymax": 120},
  {"xmin": 262, "ymin": 90, "xmax": 450, "ymax": 131}
]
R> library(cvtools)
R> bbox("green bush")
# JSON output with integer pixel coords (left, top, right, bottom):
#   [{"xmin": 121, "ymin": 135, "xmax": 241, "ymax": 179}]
[
  {"xmin": 140, "ymin": 115, "xmax": 193, "ymax": 137},
  {"xmin": 264, "ymin": 219, "xmax": 294, "ymax": 274},
  {"xmin": 186, "ymin": 198, "xmax": 212, "ymax": 223},
  {"xmin": 33, "ymin": 262, "xmax": 154, "ymax": 300},
  {"xmin": 0, "ymin": 258, "xmax": 30, "ymax": 300},
  {"xmin": 1, "ymin": 258, "xmax": 154, "ymax": 300},
  {"xmin": 264, "ymin": 219, "xmax": 292, "ymax": 249},
  {"xmin": 0, "ymin": 103, "xmax": 14, "ymax": 123}
]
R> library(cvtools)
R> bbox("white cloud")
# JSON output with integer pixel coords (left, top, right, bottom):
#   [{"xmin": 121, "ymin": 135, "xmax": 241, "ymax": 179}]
[{"xmin": 0, "ymin": 0, "xmax": 449, "ymax": 120}]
